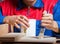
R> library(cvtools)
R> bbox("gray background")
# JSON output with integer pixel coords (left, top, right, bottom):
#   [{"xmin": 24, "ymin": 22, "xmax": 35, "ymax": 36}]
[{"xmin": 0, "ymin": 0, "xmax": 3, "ymax": 2}]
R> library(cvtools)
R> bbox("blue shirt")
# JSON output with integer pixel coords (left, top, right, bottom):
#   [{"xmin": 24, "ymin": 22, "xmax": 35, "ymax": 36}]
[{"xmin": 0, "ymin": 0, "xmax": 60, "ymax": 37}]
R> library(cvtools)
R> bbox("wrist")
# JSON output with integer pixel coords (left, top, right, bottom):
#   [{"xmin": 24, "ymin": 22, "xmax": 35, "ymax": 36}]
[
  {"xmin": 52, "ymin": 21, "xmax": 59, "ymax": 33},
  {"xmin": 3, "ymin": 16, "xmax": 9, "ymax": 24}
]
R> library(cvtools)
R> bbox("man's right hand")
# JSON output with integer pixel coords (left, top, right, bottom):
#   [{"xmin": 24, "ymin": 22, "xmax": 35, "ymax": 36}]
[{"xmin": 3, "ymin": 15, "xmax": 29, "ymax": 29}]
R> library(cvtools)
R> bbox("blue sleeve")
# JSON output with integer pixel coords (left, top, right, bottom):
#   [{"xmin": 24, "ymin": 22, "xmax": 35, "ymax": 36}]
[
  {"xmin": 0, "ymin": 8, "xmax": 5, "ymax": 24},
  {"xmin": 53, "ymin": 0, "xmax": 60, "ymax": 37}
]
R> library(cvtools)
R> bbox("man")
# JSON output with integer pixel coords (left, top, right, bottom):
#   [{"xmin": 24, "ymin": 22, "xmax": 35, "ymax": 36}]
[{"xmin": 0, "ymin": 0, "xmax": 60, "ymax": 37}]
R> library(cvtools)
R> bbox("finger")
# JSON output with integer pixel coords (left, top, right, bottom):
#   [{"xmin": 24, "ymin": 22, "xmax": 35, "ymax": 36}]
[
  {"xmin": 43, "ymin": 14, "xmax": 53, "ymax": 17},
  {"xmin": 17, "ymin": 18, "xmax": 29, "ymax": 27},
  {"xmin": 14, "ymin": 23, "xmax": 20, "ymax": 29},
  {"xmin": 41, "ymin": 20, "xmax": 53, "ymax": 24},
  {"xmin": 23, "ymin": 16, "xmax": 29, "ymax": 22},
  {"xmin": 43, "ymin": 10, "xmax": 47, "ymax": 15},
  {"xmin": 42, "ymin": 17, "xmax": 53, "ymax": 20},
  {"xmin": 45, "ymin": 26, "xmax": 52, "ymax": 30},
  {"xmin": 16, "ymin": 17, "xmax": 29, "ymax": 28},
  {"xmin": 20, "ymin": 15, "xmax": 29, "ymax": 22},
  {"xmin": 41, "ymin": 23, "xmax": 52, "ymax": 27},
  {"xmin": 16, "ymin": 20, "xmax": 29, "ymax": 29},
  {"xmin": 20, "ymin": 21, "xmax": 29, "ymax": 29}
]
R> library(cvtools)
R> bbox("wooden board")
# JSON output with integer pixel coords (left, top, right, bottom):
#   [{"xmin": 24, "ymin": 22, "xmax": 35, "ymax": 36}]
[{"xmin": 0, "ymin": 24, "xmax": 9, "ymax": 36}]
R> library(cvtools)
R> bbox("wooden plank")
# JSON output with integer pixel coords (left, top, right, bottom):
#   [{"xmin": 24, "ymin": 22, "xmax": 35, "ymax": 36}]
[
  {"xmin": 0, "ymin": 37, "xmax": 15, "ymax": 42},
  {"xmin": 0, "ymin": 24, "xmax": 9, "ymax": 36}
]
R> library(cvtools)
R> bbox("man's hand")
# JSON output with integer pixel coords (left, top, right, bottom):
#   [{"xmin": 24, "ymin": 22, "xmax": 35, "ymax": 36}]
[
  {"xmin": 41, "ymin": 12, "xmax": 59, "ymax": 33},
  {"xmin": 3, "ymin": 15, "xmax": 29, "ymax": 29}
]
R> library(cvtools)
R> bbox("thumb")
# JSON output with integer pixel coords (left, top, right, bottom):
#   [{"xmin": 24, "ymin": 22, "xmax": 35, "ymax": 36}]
[{"xmin": 43, "ymin": 10, "xmax": 48, "ymax": 15}]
